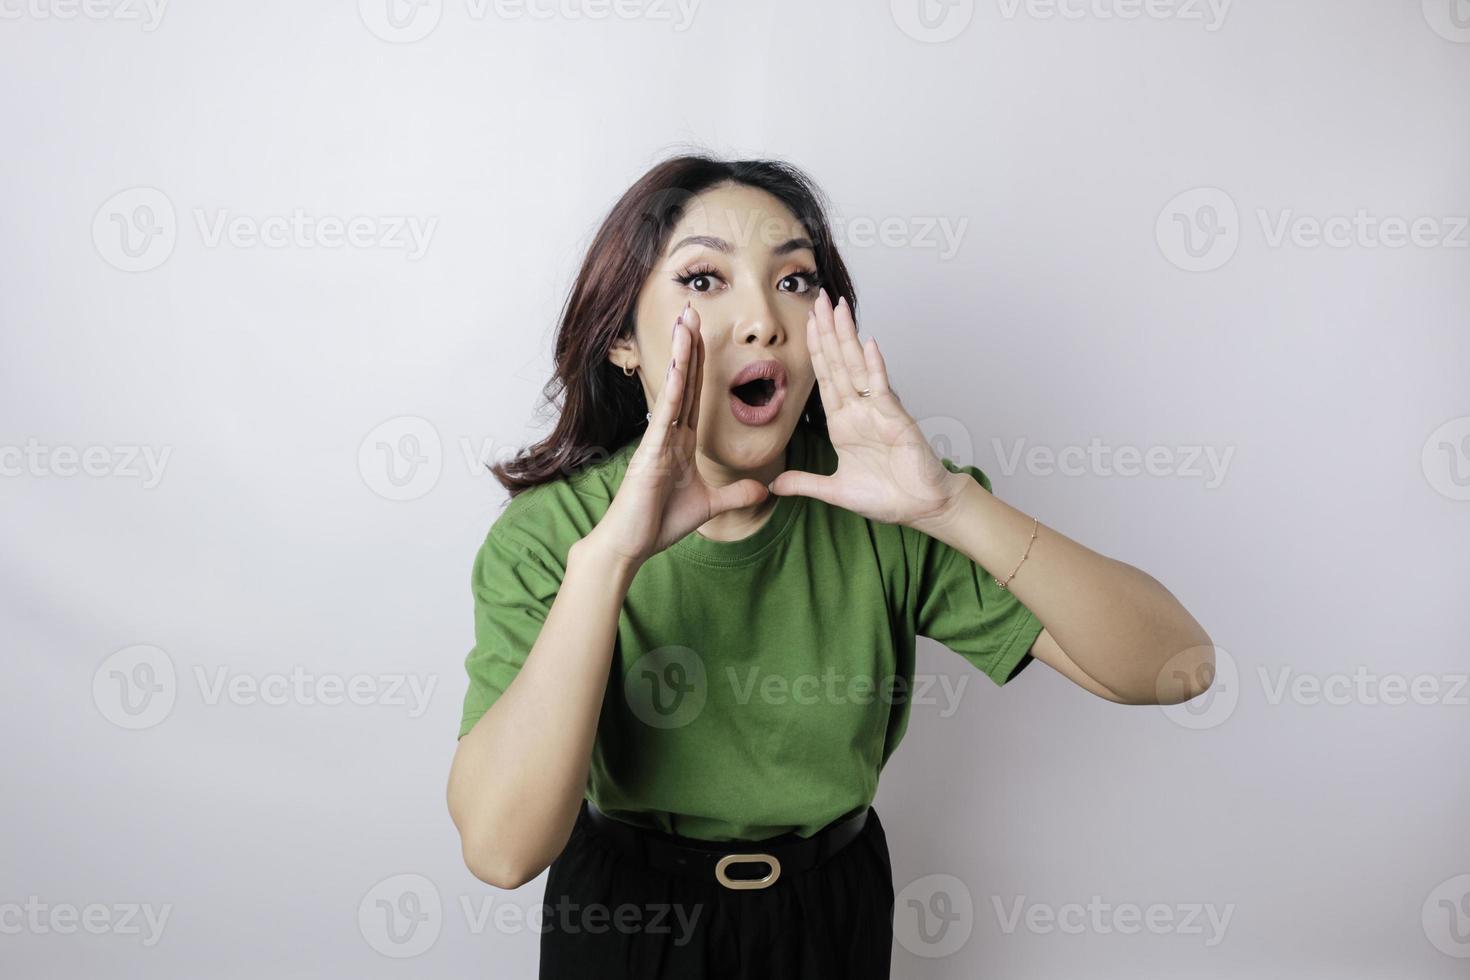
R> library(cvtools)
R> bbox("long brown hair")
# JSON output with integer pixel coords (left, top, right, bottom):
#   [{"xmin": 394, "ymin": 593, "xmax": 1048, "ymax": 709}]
[{"xmin": 489, "ymin": 153, "xmax": 857, "ymax": 498}]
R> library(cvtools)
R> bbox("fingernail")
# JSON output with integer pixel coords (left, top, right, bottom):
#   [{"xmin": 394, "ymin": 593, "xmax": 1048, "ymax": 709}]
[{"xmin": 817, "ymin": 287, "xmax": 829, "ymax": 305}]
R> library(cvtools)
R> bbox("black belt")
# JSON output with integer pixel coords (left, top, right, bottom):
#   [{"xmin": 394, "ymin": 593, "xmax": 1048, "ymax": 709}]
[{"xmin": 582, "ymin": 800, "xmax": 870, "ymax": 891}]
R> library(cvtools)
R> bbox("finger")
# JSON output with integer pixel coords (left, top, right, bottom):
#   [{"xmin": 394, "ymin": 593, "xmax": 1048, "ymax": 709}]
[
  {"xmin": 806, "ymin": 310, "xmax": 842, "ymax": 414},
  {"xmin": 708, "ymin": 478, "xmax": 769, "ymax": 516},
  {"xmin": 861, "ymin": 335, "xmax": 891, "ymax": 399},
  {"xmin": 678, "ymin": 303, "xmax": 702, "ymax": 435},
  {"xmin": 628, "ymin": 319, "xmax": 686, "ymax": 483},
  {"xmin": 670, "ymin": 309, "xmax": 700, "ymax": 492},
  {"xmin": 767, "ymin": 469, "xmax": 840, "ymax": 505},
  {"xmin": 647, "ymin": 313, "xmax": 689, "ymax": 447},
  {"xmin": 833, "ymin": 297, "xmax": 871, "ymax": 395},
  {"xmin": 814, "ymin": 288, "xmax": 854, "ymax": 402},
  {"xmin": 670, "ymin": 322, "xmax": 702, "ymax": 489}
]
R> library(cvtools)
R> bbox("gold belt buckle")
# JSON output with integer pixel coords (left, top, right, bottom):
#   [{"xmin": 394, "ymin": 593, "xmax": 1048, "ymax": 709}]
[{"xmin": 714, "ymin": 853, "xmax": 781, "ymax": 890}]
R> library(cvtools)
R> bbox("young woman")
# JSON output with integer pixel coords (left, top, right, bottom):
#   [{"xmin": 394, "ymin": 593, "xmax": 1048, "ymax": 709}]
[{"xmin": 446, "ymin": 154, "xmax": 1215, "ymax": 978}]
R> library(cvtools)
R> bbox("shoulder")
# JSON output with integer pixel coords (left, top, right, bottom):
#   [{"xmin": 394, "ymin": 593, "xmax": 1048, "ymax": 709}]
[{"xmin": 479, "ymin": 436, "xmax": 639, "ymax": 570}]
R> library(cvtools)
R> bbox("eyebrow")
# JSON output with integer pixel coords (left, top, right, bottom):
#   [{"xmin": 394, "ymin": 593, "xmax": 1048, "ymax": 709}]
[{"xmin": 665, "ymin": 235, "xmax": 815, "ymax": 258}]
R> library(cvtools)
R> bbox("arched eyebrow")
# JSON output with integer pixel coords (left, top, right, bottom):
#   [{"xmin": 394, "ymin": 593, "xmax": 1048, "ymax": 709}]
[{"xmin": 665, "ymin": 235, "xmax": 816, "ymax": 258}]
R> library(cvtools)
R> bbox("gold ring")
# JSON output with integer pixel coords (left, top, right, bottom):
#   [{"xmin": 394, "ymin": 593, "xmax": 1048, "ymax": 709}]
[{"xmin": 858, "ymin": 387, "xmax": 872, "ymax": 397}]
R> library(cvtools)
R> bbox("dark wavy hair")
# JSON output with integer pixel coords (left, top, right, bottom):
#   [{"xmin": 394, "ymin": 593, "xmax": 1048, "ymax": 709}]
[{"xmin": 488, "ymin": 153, "xmax": 857, "ymax": 498}]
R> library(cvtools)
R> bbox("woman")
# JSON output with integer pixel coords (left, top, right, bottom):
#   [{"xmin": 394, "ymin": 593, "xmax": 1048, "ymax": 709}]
[{"xmin": 446, "ymin": 154, "xmax": 1215, "ymax": 978}]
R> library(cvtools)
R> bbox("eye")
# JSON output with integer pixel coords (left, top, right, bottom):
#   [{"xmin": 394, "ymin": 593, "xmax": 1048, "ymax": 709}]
[
  {"xmin": 673, "ymin": 262, "xmax": 724, "ymax": 293},
  {"xmin": 778, "ymin": 267, "xmax": 823, "ymax": 294}
]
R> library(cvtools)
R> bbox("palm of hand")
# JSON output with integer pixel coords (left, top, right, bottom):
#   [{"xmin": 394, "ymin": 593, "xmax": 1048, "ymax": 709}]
[{"xmin": 772, "ymin": 288, "xmax": 959, "ymax": 527}]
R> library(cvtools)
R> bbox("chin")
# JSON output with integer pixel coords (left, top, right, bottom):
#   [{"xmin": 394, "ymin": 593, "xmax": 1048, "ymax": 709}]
[{"xmin": 701, "ymin": 417, "xmax": 793, "ymax": 471}]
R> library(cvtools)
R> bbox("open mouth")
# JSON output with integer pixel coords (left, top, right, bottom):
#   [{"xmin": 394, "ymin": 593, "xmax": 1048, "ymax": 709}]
[
  {"xmin": 727, "ymin": 359, "xmax": 788, "ymax": 426},
  {"xmin": 731, "ymin": 377, "xmax": 778, "ymax": 407}
]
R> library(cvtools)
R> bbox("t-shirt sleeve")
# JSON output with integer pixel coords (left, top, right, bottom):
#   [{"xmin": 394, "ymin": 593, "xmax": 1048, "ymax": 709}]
[
  {"xmin": 911, "ymin": 461, "xmax": 1045, "ymax": 687},
  {"xmin": 458, "ymin": 526, "xmax": 565, "ymax": 739}
]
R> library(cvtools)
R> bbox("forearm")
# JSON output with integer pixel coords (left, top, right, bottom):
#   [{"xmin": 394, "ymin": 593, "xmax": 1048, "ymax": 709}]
[
  {"xmin": 911, "ymin": 473, "xmax": 1214, "ymax": 704},
  {"xmin": 447, "ymin": 534, "xmax": 639, "ymax": 888}
]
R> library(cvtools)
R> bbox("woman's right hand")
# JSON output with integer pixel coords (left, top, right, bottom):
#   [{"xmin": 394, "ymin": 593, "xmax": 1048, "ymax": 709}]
[{"xmin": 581, "ymin": 304, "xmax": 771, "ymax": 569}]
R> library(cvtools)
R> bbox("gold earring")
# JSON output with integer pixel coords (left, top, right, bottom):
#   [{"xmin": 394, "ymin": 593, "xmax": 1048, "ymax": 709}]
[{"xmin": 623, "ymin": 364, "xmax": 636, "ymax": 377}]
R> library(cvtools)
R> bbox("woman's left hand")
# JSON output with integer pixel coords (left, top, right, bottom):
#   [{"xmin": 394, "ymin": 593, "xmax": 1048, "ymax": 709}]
[{"xmin": 768, "ymin": 287, "xmax": 964, "ymax": 527}]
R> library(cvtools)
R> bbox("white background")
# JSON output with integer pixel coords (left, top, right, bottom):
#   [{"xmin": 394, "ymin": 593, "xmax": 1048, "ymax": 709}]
[{"xmin": 2, "ymin": 0, "xmax": 1467, "ymax": 977}]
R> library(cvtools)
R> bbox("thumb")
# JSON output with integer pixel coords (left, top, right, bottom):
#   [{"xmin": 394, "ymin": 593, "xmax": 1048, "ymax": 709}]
[
  {"xmin": 767, "ymin": 470, "xmax": 840, "ymax": 505},
  {"xmin": 708, "ymin": 478, "xmax": 770, "ymax": 516}
]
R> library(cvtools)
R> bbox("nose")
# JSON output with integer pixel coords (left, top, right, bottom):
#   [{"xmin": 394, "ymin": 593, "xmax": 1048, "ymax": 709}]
[{"xmin": 729, "ymin": 289, "xmax": 786, "ymax": 348}]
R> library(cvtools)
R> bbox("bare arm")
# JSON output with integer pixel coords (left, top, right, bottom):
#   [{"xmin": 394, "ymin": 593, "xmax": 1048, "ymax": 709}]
[
  {"xmin": 911, "ymin": 475, "xmax": 1215, "ymax": 706},
  {"xmin": 446, "ymin": 535, "xmax": 639, "ymax": 890}
]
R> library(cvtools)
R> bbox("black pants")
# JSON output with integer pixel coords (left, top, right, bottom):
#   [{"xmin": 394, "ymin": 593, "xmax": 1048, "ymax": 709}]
[{"xmin": 538, "ymin": 801, "xmax": 895, "ymax": 978}]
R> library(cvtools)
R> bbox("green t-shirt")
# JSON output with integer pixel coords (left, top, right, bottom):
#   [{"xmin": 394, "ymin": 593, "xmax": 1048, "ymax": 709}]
[{"xmin": 458, "ymin": 424, "xmax": 1044, "ymax": 841}]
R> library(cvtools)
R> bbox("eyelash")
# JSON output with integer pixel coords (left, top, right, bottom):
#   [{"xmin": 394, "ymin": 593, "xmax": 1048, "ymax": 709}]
[{"xmin": 672, "ymin": 262, "xmax": 823, "ymax": 295}]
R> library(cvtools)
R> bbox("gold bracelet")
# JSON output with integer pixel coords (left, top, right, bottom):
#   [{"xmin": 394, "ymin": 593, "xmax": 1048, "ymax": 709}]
[{"xmin": 995, "ymin": 517, "xmax": 1039, "ymax": 590}]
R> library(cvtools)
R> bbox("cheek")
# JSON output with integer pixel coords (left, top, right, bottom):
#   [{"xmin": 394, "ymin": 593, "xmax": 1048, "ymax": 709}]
[
  {"xmin": 793, "ymin": 366, "xmax": 818, "ymax": 401},
  {"xmin": 640, "ymin": 330, "xmax": 678, "ymax": 378},
  {"xmin": 791, "ymin": 346, "xmax": 816, "ymax": 384}
]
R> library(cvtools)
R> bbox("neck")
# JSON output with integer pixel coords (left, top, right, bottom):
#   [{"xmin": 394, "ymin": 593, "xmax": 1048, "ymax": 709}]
[{"xmin": 691, "ymin": 438, "xmax": 788, "ymax": 542}]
